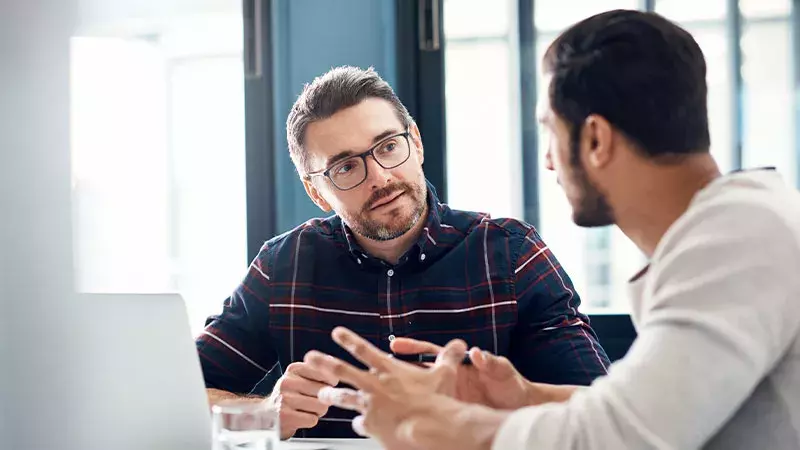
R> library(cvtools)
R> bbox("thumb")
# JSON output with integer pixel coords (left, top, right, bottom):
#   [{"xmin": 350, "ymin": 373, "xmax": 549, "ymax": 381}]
[
  {"xmin": 437, "ymin": 339, "xmax": 467, "ymax": 368},
  {"xmin": 469, "ymin": 347, "xmax": 516, "ymax": 380},
  {"xmin": 390, "ymin": 337, "xmax": 443, "ymax": 355}
]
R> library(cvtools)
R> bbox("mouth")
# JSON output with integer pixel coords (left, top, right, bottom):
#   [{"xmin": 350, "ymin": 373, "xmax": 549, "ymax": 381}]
[{"xmin": 369, "ymin": 190, "xmax": 406, "ymax": 211}]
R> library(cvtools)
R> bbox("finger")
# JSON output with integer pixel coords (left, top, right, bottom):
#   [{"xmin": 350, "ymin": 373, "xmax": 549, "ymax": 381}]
[
  {"xmin": 390, "ymin": 337, "xmax": 443, "ymax": 355},
  {"xmin": 279, "ymin": 391, "xmax": 329, "ymax": 416},
  {"xmin": 468, "ymin": 347, "xmax": 487, "ymax": 369},
  {"xmin": 279, "ymin": 407, "xmax": 319, "ymax": 432},
  {"xmin": 304, "ymin": 350, "xmax": 380, "ymax": 391},
  {"xmin": 352, "ymin": 415, "xmax": 368, "ymax": 437},
  {"xmin": 317, "ymin": 387, "xmax": 370, "ymax": 413},
  {"xmin": 279, "ymin": 375, "xmax": 331, "ymax": 397},
  {"xmin": 331, "ymin": 327, "xmax": 398, "ymax": 373},
  {"xmin": 286, "ymin": 361, "xmax": 339, "ymax": 387},
  {"xmin": 436, "ymin": 339, "xmax": 467, "ymax": 368},
  {"xmin": 471, "ymin": 348, "xmax": 515, "ymax": 379}
]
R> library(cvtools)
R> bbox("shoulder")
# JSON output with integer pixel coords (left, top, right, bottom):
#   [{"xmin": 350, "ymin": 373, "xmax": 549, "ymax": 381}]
[
  {"xmin": 254, "ymin": 215, "xmax": 341, "ymax": 264},
  {"xmin": 658, "ymin": 173, "xmax": 800, "ymax": 262},
  {"xmin": 646, "ymin": 172, "xmax": 800, "ymax": 353},
  {"xmin": 440, "ymin": 203, "xmax": 537, "ymax": 242}
]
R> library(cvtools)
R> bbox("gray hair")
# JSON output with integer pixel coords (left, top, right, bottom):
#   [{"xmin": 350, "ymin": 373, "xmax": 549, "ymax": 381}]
[{"xmin": 286, "ymin": 66, "xmax": 414, "ymax": 174}]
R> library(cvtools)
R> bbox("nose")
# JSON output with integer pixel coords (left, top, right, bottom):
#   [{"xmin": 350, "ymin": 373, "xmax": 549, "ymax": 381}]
[
  {"xmin": 364, "ymin": 154, "xmax": 393, "ymax": 187},
  {"xmin": 544, "ymin": 149, "xmax": 555, "ymax": 172}
]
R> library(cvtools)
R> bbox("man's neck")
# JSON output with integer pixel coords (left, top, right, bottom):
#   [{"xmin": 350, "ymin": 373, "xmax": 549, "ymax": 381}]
[
  {"xmin": 614, "ymin": 155, "xmax": 721, "ymax": 258},
  {"xmin": 354, "ymin": 203, "xmax": 430, "ymax": 265}
]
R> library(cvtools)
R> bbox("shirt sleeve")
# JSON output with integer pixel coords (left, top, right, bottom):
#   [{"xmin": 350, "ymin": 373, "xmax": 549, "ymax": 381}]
[
  {"xmin": 493, "ymin": 200, "xmax": 800, "ymax": 450},
  {"xmin": 510, "ymin": 228, "xmax": 610, "ymax": 385},
  {"xmin": 195, "ymin": 246, "xmax": 279, "ymax": 395}
]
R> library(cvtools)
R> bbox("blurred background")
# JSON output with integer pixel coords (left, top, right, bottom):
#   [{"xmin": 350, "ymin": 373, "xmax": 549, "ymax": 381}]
[{"xmin": 67, "ymin": 0, "xmax": 799, "ymax": 333}]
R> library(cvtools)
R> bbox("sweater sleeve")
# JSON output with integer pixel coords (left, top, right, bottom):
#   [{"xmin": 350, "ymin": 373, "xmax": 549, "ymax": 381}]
[{"xmin": 492, "ymin": 199, "xmax": 800, "ymax": 450}]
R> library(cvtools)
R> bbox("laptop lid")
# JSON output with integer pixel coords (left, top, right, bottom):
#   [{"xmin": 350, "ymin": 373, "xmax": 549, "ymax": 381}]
[{"xmin": 72, "ymin": 293, "xmax": 212, "ymax": 450}]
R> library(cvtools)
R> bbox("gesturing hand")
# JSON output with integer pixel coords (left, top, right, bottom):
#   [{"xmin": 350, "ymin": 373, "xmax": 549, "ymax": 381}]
[
  {"xmin": 389, "ymin": 336, "xmax": 537, "ymax": 409},
  {"xmin": 304, "ymin": 327, "xmax": 509, "ymax": 450}
]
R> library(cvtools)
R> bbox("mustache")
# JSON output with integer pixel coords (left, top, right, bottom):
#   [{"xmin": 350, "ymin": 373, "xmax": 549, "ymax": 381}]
[{"xmin": 364, "ymin": 182, "xmax": 414, "ymax": 211}]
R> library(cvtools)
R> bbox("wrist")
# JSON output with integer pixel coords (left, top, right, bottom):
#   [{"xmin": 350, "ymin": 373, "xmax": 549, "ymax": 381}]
[
  {"xmin": 455, "ymin": 405, "xmax": 510, "ymax": 450},
  {"xmin": 526, "ymin": 382, "xmax": 578, "ymax": 405},
  {"xmin": 524, "ymin": 381, "xmax": 546, "ymax": 406}
]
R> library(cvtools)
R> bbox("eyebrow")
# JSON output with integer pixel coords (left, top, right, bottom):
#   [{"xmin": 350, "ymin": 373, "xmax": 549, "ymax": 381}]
[{"xmin": 323, "ymin": 129, "xmax": 402, "ymax": 167}]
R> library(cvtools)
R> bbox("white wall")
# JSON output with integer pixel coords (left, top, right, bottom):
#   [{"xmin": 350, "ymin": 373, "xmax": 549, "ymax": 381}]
[{"xmin": 0, "ymin": 1, "xmax": 81, "ymax": 448}]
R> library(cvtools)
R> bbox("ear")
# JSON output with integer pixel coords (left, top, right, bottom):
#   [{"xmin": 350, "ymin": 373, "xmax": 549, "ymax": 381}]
[
  {"xmin": 409, "ymin": 122, "xmax": 424, "ymax": 164},
  {"xmin": 581, "ymin": 114, "xmax": 614, "ymax": 170},
  {"xmin": 302, "ymin": 177, "xmax": 333, "ymax": 212}
]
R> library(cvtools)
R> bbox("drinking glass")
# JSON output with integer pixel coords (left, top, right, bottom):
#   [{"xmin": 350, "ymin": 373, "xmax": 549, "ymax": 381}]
[{"xmin": 212, "ymin": 399, "xmax": 280, "ymax": 450}]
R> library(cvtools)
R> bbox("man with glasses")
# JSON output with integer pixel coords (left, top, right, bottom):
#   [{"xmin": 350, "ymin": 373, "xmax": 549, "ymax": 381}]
[{"xmin": 195, "ymin": 66, "xmax": 610, "ymax": 439}]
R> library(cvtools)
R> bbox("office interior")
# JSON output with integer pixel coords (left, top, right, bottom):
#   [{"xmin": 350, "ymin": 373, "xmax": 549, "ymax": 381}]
[{"xmin": 2, "ymin": 0, "xmax": 798, "ymax": 448}]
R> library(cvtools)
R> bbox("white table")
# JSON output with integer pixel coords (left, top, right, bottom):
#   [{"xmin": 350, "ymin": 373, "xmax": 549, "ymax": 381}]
[{"xmin": 284, "ymin": 438, "xmax": 383, "ymax": 449}]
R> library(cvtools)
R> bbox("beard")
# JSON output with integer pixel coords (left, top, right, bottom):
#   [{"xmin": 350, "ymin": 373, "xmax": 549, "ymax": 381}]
[
  {"xmin": 344, "ymin": 180, "xmax": 427, "ymax": 241},
  {"xmin": 568, "ymin": 141, "xmax": 615, "ymax": 228}
]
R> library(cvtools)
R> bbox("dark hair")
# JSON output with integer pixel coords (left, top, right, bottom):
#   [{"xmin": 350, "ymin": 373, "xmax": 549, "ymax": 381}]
[
  {"xmin": 286, "ymin": 66, "xmax": 413, "ymax": 173},
  {"xmin": 543, "ymin": 10, "xmax": 710, "ymax": 160}
]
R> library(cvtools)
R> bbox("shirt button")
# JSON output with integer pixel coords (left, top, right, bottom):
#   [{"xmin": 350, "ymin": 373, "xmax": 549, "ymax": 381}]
[
  {"xmin": 388, "ymin": 334, "xmax": 396, "ymax": 342},
  {"xmin": 420, "ymin": 253, "xmax": 427, "ymax": 261},
  {"xmin": 387, "ymin": 269, "xmax": 394, "ymax": 277}
]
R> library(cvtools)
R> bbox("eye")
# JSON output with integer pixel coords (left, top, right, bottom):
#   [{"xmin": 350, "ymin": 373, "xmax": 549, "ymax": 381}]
[
  {"xmin": 376, "ymin": 139, "xmax": 399, "ymax": 156},
  {"xmin": 334, "ymin": 162, "xmax": 355, "ymax": 175}
]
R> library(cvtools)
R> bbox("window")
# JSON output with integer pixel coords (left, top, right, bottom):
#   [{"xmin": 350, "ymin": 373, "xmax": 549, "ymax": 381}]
[
  {"xmin": 535, "ymin": 0, "xmax": 640, "ymax": 31},
  {"xmin": 534, "ymin": 0, "xmax": 643, "ymax": 314},
  {"xmin": 740, "ymin": 1, "xmax": 795, "ymax": 185},
  {"xmin": 656, "ymin": 0, "xmax": 726, "ymax": 21},
  {"xmin": 656, "ymin": 0, "xmax": 734, "ymax": 173},
  {"xmin": 530, "ymin": 0, "xmax": 798, "ymax": 315},
  {"xmin": 443, "ymin": 0, "xmax": 647, "ymax": 312},
  {"xmin": 443, "ymin": 0, "xmax": 524, "ymax": 219},
  {"xmin": 740, "ymin": 0, "xmax": 791, "ymax": 18},
  {"xmin": 658, "ymin": 0, "xmax": 796, "ymax": 184},
  {"xmin": 71, "ymin": 2, "xmax": 246, "ymax": 335}
]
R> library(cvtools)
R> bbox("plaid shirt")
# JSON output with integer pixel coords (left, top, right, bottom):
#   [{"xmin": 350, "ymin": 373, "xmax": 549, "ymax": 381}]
[{"xmin": 197, "ymin": 183, "xmax": 609, "ymax": 438}]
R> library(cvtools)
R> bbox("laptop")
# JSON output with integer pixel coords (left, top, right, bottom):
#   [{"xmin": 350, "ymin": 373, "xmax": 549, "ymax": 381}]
[
  {"xmin": 72, "ymin": 293, "xmax": 212, "ymax": 450},
  {"xmin": 70, "ymin": 294, "xmax": 381, "ymax": 450}
]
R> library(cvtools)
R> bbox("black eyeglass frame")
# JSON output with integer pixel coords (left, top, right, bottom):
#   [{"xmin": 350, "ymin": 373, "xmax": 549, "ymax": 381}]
[{"xmin": 305, "ymin": 130, "xmax": 412, "ymax": 191}]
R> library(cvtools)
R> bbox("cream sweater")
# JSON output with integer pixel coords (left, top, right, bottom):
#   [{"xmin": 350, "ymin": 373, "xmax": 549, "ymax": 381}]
[{"xmin": 493, "ymin": 170, "xmax": 800, "ymax": 449}]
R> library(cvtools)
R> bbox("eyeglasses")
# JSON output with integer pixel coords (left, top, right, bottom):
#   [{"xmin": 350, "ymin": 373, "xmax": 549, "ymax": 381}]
[{"xmin": 305, "ymin": 131, "xmax": 412, "ymax": 191}]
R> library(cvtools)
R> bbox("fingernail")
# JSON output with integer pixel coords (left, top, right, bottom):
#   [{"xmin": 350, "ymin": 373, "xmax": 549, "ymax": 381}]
[{"xmin": 352, "ymin": 415, "xmax": 367, "ymax": 437}]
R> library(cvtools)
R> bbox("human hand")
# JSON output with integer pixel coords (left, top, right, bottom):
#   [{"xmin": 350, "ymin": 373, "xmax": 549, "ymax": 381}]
[
  {"xmin": 305, "ymin": 327, "xmax": 509, "ymax": 450},
  {"xmin": 305, "ymin": 329, "xmax": 468, "ymax": 402},
  {"xmin": 390, "ymin": 336, "xmax": 538, "ymax": 409},
  {"xmin": 267, "ymin": 362, "xmax": 339, "ymax": 439}
]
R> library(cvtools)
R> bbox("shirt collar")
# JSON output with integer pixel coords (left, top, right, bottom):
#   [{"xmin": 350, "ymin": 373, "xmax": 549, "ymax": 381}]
[
  {"xmin": 339, "ymin": 180, "xmax": 446, "ymax": 265},
  {"xmin": 414, "ymin": 181, "xmax": 444, "ymax": 256}
]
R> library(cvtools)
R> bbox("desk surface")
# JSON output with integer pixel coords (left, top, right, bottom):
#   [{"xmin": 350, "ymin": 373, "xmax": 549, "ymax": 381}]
[{"xmin": 284, "ymin": 438, "xmax": 383, "ymax": 449}]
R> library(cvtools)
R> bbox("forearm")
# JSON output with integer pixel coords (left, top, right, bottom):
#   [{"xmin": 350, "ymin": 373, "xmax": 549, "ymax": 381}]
[
  {"xmin": 527, "ymin": 382, "xmax": 582, "ymax": 405},
  {"xmin": 206, "ymin": 388, "xmax": 265, "ymax": 406}
]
